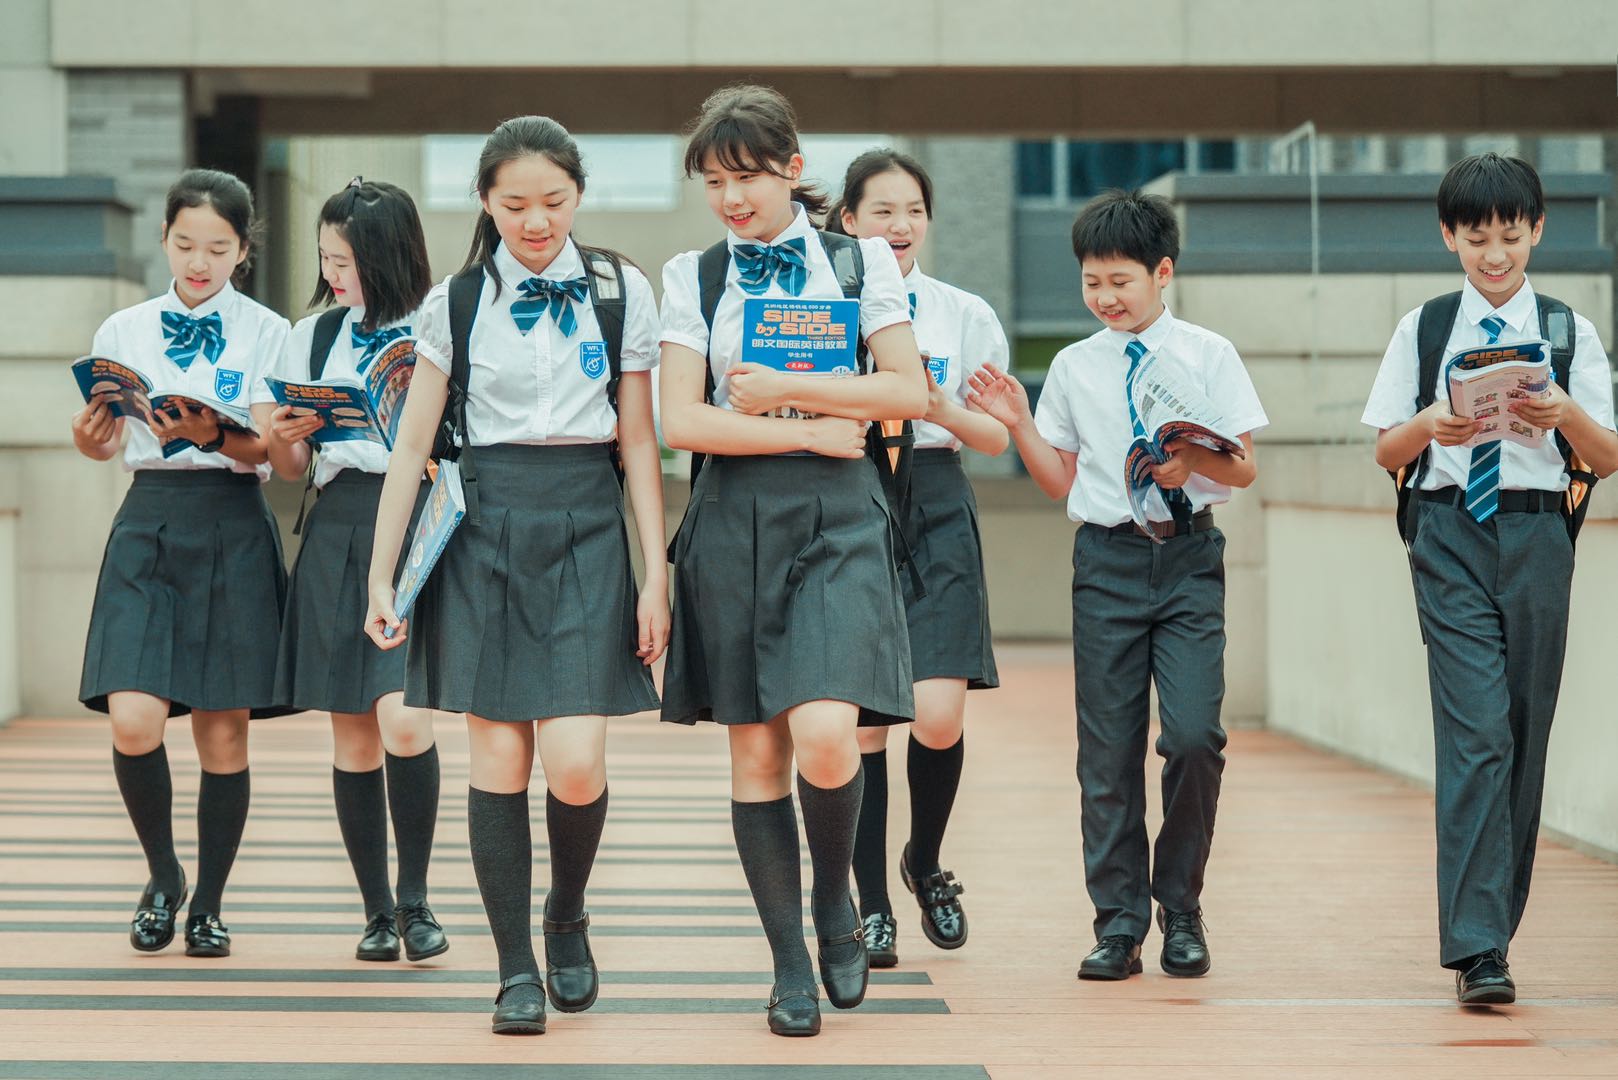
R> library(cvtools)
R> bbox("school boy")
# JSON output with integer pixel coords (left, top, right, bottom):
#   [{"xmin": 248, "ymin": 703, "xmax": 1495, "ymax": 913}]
[
  {"xmin": 968, "ymin": 189, "xmax": 1266, "ymax": 981},
  {"xmin": 1362, "ymin": 153, "xmax": 1618, "ymax": 1005}
]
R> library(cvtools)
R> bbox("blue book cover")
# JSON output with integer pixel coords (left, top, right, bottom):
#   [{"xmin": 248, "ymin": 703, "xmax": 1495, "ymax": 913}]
[
  {"xmin": 72, "ymin": 356, "xmax": 154, "ymax": 420},
  {"xmin": 388, "ymin": 459, "xmax": 466, "ymax": 637},
  {"xmin": 740, "ymin": 298, "xmax": 860, "ymax": 376},
  {"xmin": 265, "ymin": 337, "xmax": 417, "ymax": 449},
  {"xmin": 147, "ymin": 393, "xmax": 257, "ymax": 458}
]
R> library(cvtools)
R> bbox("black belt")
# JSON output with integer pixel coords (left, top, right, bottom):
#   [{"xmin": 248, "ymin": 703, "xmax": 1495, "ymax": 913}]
[
  {"xmin": 1100, "ymin": 508, "xmax": 1215, "ymax": 539},
  {"xmin": 1418, "ymin": 487, "xmax": 1561, "ymax": 514}
]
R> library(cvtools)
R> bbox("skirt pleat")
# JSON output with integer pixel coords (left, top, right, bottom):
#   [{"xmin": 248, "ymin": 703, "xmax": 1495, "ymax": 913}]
[
  {"xmin": 80, "ymin": 469, "xmax": 291, "ymax": 718},
  {"xmin": 904, "ymin": 450, "xmax": 999, "ymax": 688}
]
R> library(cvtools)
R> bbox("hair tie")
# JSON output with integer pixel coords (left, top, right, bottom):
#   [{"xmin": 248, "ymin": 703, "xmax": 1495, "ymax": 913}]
[{"xmin": 347, "ymin": 175, "xmax": 364, "ymax": 189}]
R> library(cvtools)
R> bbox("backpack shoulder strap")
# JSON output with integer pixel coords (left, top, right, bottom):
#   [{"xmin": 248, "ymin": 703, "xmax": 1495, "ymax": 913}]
[
  {"xmin": 308, "ymin": 307, "xmax": 348, "ymax": 382},
  {"xmin": 1414, "ymin": 291, "xmax": 1462, "ymax": 411},
  {"xmin": 1536, "ymin": 293, "xmax": 1576, "ymax": 393},
  {"xmin": 443, "ymin": 265, "xmax": 484, "ymax": 521},
  {"xmin": 816, "ymin": 229, "xmax": 866, "ymax": 300},
  {"xmin": 582, "ymin": 247, "xmax": 629, "ymax": 486},
  {"xmin": 697, "ymin": 241, "xmax": 730, "ymax": 341}
]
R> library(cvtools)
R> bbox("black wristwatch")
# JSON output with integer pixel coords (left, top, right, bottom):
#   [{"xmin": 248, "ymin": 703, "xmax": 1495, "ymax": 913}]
[{"xmin": 195, "ymin": 429, "xmax": 226, "ymax": 454}]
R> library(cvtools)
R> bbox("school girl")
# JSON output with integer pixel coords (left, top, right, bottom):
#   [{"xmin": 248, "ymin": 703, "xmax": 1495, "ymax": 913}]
[
  {"xmin": 826, "ymin": 150, "xmax": 1009, "ymax": 968},
  {"xmin": 73, "ymin": 168, "xmax": 290, "ymax": 958},
  {"xmin": 659, "ymin": 86, "xmax": 929, "ymax": 1037},
  {"xmin": 258, "ymin": 178, "xmax": 446, "ymax": 964},
  {"xmin": 364, "ymin": 117, "xmax": 669, "ymax": 1036}
]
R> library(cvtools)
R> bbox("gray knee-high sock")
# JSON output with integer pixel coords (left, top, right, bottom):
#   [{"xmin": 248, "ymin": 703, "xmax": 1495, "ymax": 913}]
[
  {"xmin": 333, "ymin": 766, "xmax": 394, "ymax": 917},
  {"xmin": 113, "ymin": 745, "xmax": 183, "ymax": 895},
  {"xmin": 732, "ymin": 796, "xmax": 813, "ymax": 994},
  {"xmin": 190, "ymin": 767, "xmax": 250, "ymax": 917},
  {"xmin": 797, "ymin": 769, "xmax": 865, "ymax": 966},
  {"xmin": 543, "ymin": 786, "xmax": 607, "ymax": 967},
  {"xmin": 467, "ymin": 787, "xmax": 541, "ymax": 1009},
  {"xmin": 385, "ymin": 745, "xmax": 439, "ymax": 908}
]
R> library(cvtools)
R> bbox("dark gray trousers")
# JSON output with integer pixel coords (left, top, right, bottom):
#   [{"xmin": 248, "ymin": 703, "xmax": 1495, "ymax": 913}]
[
  {"xmin": 1071, "ymin": 525, "xmax": 1228, "ymax": 942},
  {"xmin": 1408, "ymin": 499, "xmax": 1571, "ymax": 969}
]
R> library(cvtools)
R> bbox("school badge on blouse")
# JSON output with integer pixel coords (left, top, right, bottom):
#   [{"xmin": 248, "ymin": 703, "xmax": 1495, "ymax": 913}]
[
  {"xmin": 214, "ymin": 368, "xmax": 244, "ymax": 402},
  {"xmin": 926, "ymin": 356, "xmax": 950, "ymax": 386},
  {"xmin": 579, "ymin": 341, "xmax": 608, "ymax": 380}
]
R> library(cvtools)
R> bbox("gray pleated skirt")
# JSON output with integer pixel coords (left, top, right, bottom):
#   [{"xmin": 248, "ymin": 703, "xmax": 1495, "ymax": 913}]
[
  {"xmin": 404, "ymin": 443, "xmax": 659, "ymax": 722},
  {"xmin": 662, "ymin": 453, "xmax": 915, "ymax": 727},
  {"xmin": 274, "ymin": 470, "xmax": 429, "ymax": 715},
  {"xmin": 79, "ymin": 469, "xmax": 291, "ymax": 718},
  {"xmin": 905, "ymin": 450, "xmax": 999, "ymax": 689}
]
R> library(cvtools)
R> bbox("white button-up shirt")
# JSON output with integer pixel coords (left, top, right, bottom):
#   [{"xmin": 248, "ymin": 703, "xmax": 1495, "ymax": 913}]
[
  {"xmin": 414, "ymin": 239, "xmax": 659, "ymax": 447},
  {"xmin": 1362, "ymin": 277, "xmax": 1615, "ymax": 492},
  {"xmin": 88, "ymin": 281, "xmax": 287, "ymax": 478},
  {"xmin": 1034, "ymin": 306, "xmax": 1269, "ymax": 526},
  {"xmin": 905, "ymin": 264, "xmax": 1010, "ymax": 451},
  {"xmin": 659, "ymin": 204, "xmax": 910, "ymax": 408}
]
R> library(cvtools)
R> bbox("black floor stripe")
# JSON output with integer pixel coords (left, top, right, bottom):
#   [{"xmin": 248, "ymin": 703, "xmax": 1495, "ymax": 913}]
[
  {"xmin": 0, "ymin": 884, "xmax": 753, "ymax": 898},
  {"xmin": 0, "ymin": 901, "xmax": 762, "ymax": 917},
  {"xmin": 0, "ymin": 994, "xmax": 950, "ymax": 1015},
  {"xmin": 0, "ymin": 1065, "xmax": 985, "ymax": 1079},
  {"xmin": 0, "ymin": 967, "xmax": 933, "ymax": 986},
  {"xmin": 0, "ymin": 921, "xmax": 794, "ymax": 937},
  {"xmin": 0, "ymin": 854, "xmax": 760, "ymax": 866},
  {"xmin": 0, "ymin": 838, "xmax": 737, "ymax": 852}
]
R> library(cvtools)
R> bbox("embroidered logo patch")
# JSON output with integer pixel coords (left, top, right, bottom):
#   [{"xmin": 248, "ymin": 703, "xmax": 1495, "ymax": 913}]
[
  {"xmin": 579, "ymin": 341, "xmax": 608, "ymax": 380},
  {"xmin": 926, "ymin": 356, "xmax": 950, "ymax": 386},
  {"xmin": 214, "ymin": 368, "xmax": 244, "ymax": 402}
]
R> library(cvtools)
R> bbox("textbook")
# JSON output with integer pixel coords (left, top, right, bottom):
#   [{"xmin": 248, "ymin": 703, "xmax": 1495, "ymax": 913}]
[
  {"xmin": 387, "ymin": 459, "xmax": 465, "ymax": 640},
  {"xmin": 1122, "ymin": 350, "xmax": 1246, "ymax": 542},
  {"xmin": 263, "ymin": 336, "xmax": 417, "ymax": 449},
  {"xmin": 149, "ymin": 393, "xmax": 257, "ymax": 458},
  {"xmin": 72, "ymin": 357, "xmax": 257, "ymax": 456},
  {"xmin": 1445, "ymin": 339, "xmax": 1553, "ymax": 450},
  {"xmin": 740, "ymin": 297, "xmax": 859, "ymax": 419}
]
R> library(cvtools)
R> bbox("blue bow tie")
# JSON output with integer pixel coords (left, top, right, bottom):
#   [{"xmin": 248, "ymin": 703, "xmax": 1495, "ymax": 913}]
[
  {"xmin": 511, "ymin": 276, "xmax": 589, "ymax": 337},
  {"xmin": 733, "ymin": 237, "xmax": 808, "ymax": 297},
  {"xmin": 350, "ymin": 324, "xmax": 410, "ymax": 372},
  {"xmin": 160, "ymin": 310, "xmax": 226, "ymax": 370}
]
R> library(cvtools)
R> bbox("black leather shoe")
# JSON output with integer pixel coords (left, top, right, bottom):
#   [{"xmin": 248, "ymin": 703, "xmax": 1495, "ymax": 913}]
[
  {"xmin": 543, "ymin": 913, "xmax": 599, "ymax": 1013},
  {"xmin": 355, "ymin": 911, "xmax": 400, "ymax": 962},
  {"xmin": 129, "ymin": 870, "xmax": 187, "ymax": 953},
  {"xmin": 863, "ymin": 911, "xmax": 898, "ymax": 969},
  {"xmin": 394, "ymin": 902, "xmax": 448, "ymax": 962},
  {"xmin": 1456, "ymin": 949, "xmax": 1515, "ymax": 1005},
  {"xmin": 1077, "ymin": 934, "xmax": 1142, "ymax": 980},
  {"xmin": 766, "ymin": 985, "xmax": 821, "ymax": 1037},
  {"xmin": 900, "ymin": 844, "xmax": 967, "ymax": 950},
  {"xmin": 491, "ymin": 973, "xmax": 546, "ymax": 1035},
  {"xmin": 183, "ymin": 912, "xmax": 231, "ymax": 958},
  {"xmin": 816, "ymin": 901, "xmax": 869, "ymax": 1010},
  {"xmin": 1157, "ymin": 906, "xmax": 1211, "ymax": 977}
]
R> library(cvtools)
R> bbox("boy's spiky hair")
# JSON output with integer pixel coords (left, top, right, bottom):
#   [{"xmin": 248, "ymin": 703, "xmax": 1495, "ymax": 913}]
[
  {"xmin": 1071, "ymin": 189, "xmax": 1180, "ymax": 269},
  {"xmin": 1436, "ymin": 153, "xmax": 1544, "ymax": 232}
]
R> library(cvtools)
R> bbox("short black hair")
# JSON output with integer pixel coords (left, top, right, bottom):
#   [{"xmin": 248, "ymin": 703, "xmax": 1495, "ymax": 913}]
[
  {"xmin": 1436, "ymin": 153, "xmax": 1544, "ymax": 232},
  {"xmin": 1071, "ymin": 189, "xmax": 1179, "ymax": 270},
  {"xmin": 309, "ymin": 178, "xmax": 433, "ymax": 331}
]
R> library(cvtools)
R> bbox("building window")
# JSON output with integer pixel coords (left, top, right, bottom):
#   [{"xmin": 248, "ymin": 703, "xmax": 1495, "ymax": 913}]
[{"xmin": 1016, "ymin": 137, "xmax": 1236, "ymax": 204}]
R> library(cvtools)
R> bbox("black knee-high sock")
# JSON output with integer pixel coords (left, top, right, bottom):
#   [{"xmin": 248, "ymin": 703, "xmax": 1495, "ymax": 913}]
[
  {"xmin": 797, "ymin": 769, "xmax": 864, "ymax": 965},
  {"xmin": 467, "ymin": 787, "xmax": 540, "ymax": 1007},
  {"xmin": 385, "ymin": 745, "xmax": 440, "ymax": 908},
  {"xmin": 334, "ymin": 766, "xmax": 394, "ymax": 918},
  {"xmin": 732, "ymin": 796, "xmax": 813, "ymax": 993},
  {"xmin": 543, "ymin": 786, "xmax": 607, "ymax": 967},
  {"xmin": 906, "ymin": 734, "xmax": 964, "ymax": 877},
  {"xmin": 190, "ymin": 768, "xmax": 250, "ymax": 917},
  {"xmin": 113, "ymin": 745, "xmax": 183, "ymax": 895},
  {"xmin": 852, "ymin": 750, "xmax": 891, "ymax": 919}
]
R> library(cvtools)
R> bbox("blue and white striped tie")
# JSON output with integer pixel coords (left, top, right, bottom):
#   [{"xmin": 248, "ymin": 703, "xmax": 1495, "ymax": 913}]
[
  {"xmin": 1463, "ymin": 315, "xmax": 1508, "ymax": 522},
  {"xmin": 1125, "ymin": 337, "xmax": 1193, "ymax": 520}
]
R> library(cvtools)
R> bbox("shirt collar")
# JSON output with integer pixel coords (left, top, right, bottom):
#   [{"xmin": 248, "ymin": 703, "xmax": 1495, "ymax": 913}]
[
  {"xmin": 346, "ymin": 306, "xmax": 413, "ymax": 333},
  {"xmin": 1460, "ymin": 276, "xmax": 1536, "ymax": 336},
  {"xmin": 902, "ymin": 263, "xmax": 927, "ymax": 288},
  {"xmin": 1101, "ymin": 304, "xmax": 1176, "ymax": 357},
  {"xmin": 727, "ymin": 202, "xmax": 813, "ymax": 251},
  {"xmin": 161, "ymin": 280, "xmax": 236, "ymax": 320},
  {"xmin": 494, "ymin": 237, "xmax": 584, "ymax": 289}
]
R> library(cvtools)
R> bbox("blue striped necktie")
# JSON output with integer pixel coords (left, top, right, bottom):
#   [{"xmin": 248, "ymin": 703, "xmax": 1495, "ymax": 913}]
[
  {"xmin": 908, "ymin": 292, "xmax": 918, "ymax": 320},
  {"xmin": 160, "ymin": 310, "xmax": 226, "ymax": 370},
  {"xmin": 1463, "ymin": 315, "xmax": 1508, "ymax": 522},
  {"xmin": 351, "ymin": 324, "xmax": 409, "ymax": 372},
  {"xmin": 733, "ymin": 237, "xmax": 808, "ymax": 297},
  {"xmin": 511, "ymin": 276, "xmax": 588, "ymax": 337},
  {"xmin": 1125, "ymin": 338, "xmax": 1193, "ymax": 520}
]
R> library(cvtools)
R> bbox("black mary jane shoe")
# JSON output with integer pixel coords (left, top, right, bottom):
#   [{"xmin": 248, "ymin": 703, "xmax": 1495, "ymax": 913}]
[
  {"xmin": 1156, "ymin": 906, "xmax": 1211, "ymax": 978},
  {"xmin": 766, "ymin": 985, "xmax": 821, "ymax": 1037},
  {"xmin": 491, "ymin": 973, "xmax": 547, "ymax": 1035},
  {"xmin": 900, "ymin": 844, "xmax": 968, "ymax": 950},
  {"xmin": 1456, "ymin": 949, "xmax": 1516, "ymax": 1006},
  {"xmin": 816, "ymin": 902, "xmax": 869, "ymax": 1010},
  {"xmin": 394, "ymin": 902, "xmax": 449, "ymax": 963},
  {"xmin": 543, "ymin": 912, "xmax": 600, "ymax": 1013},
  {"xmin": 1077, "ymin": 934, "xmax": 1143, "ymax": 981},
  {"xmin": 355, "ymin": 911, "xmax": 401, "ymax": 962},
  {"xmin": 129, "ymin": 869, "xmax": 187, "ymax": 953},
  {"xmin": 183, "ymin": 912, "xmax": 231, "ymax": 958},
  {"xmin": 862, "ymin": 911, "xmax": 898, "ymax": 969}
]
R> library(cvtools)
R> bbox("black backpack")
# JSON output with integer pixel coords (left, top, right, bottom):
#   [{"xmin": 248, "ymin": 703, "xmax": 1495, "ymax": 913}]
[
  {"xmin": 688, "ymin": 231, "xmax": 921, "ymax": 594},
  {"xmin": 290, "ymin": 306, "xmax": 357, "ymax": 535},
  {"xmin": 1390, "ymin": 290, "xmax": 1595, "ymax": 545},
  {"xmin": 433, "ymin": 249, "xmax": 630, "ymax": 523}
]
